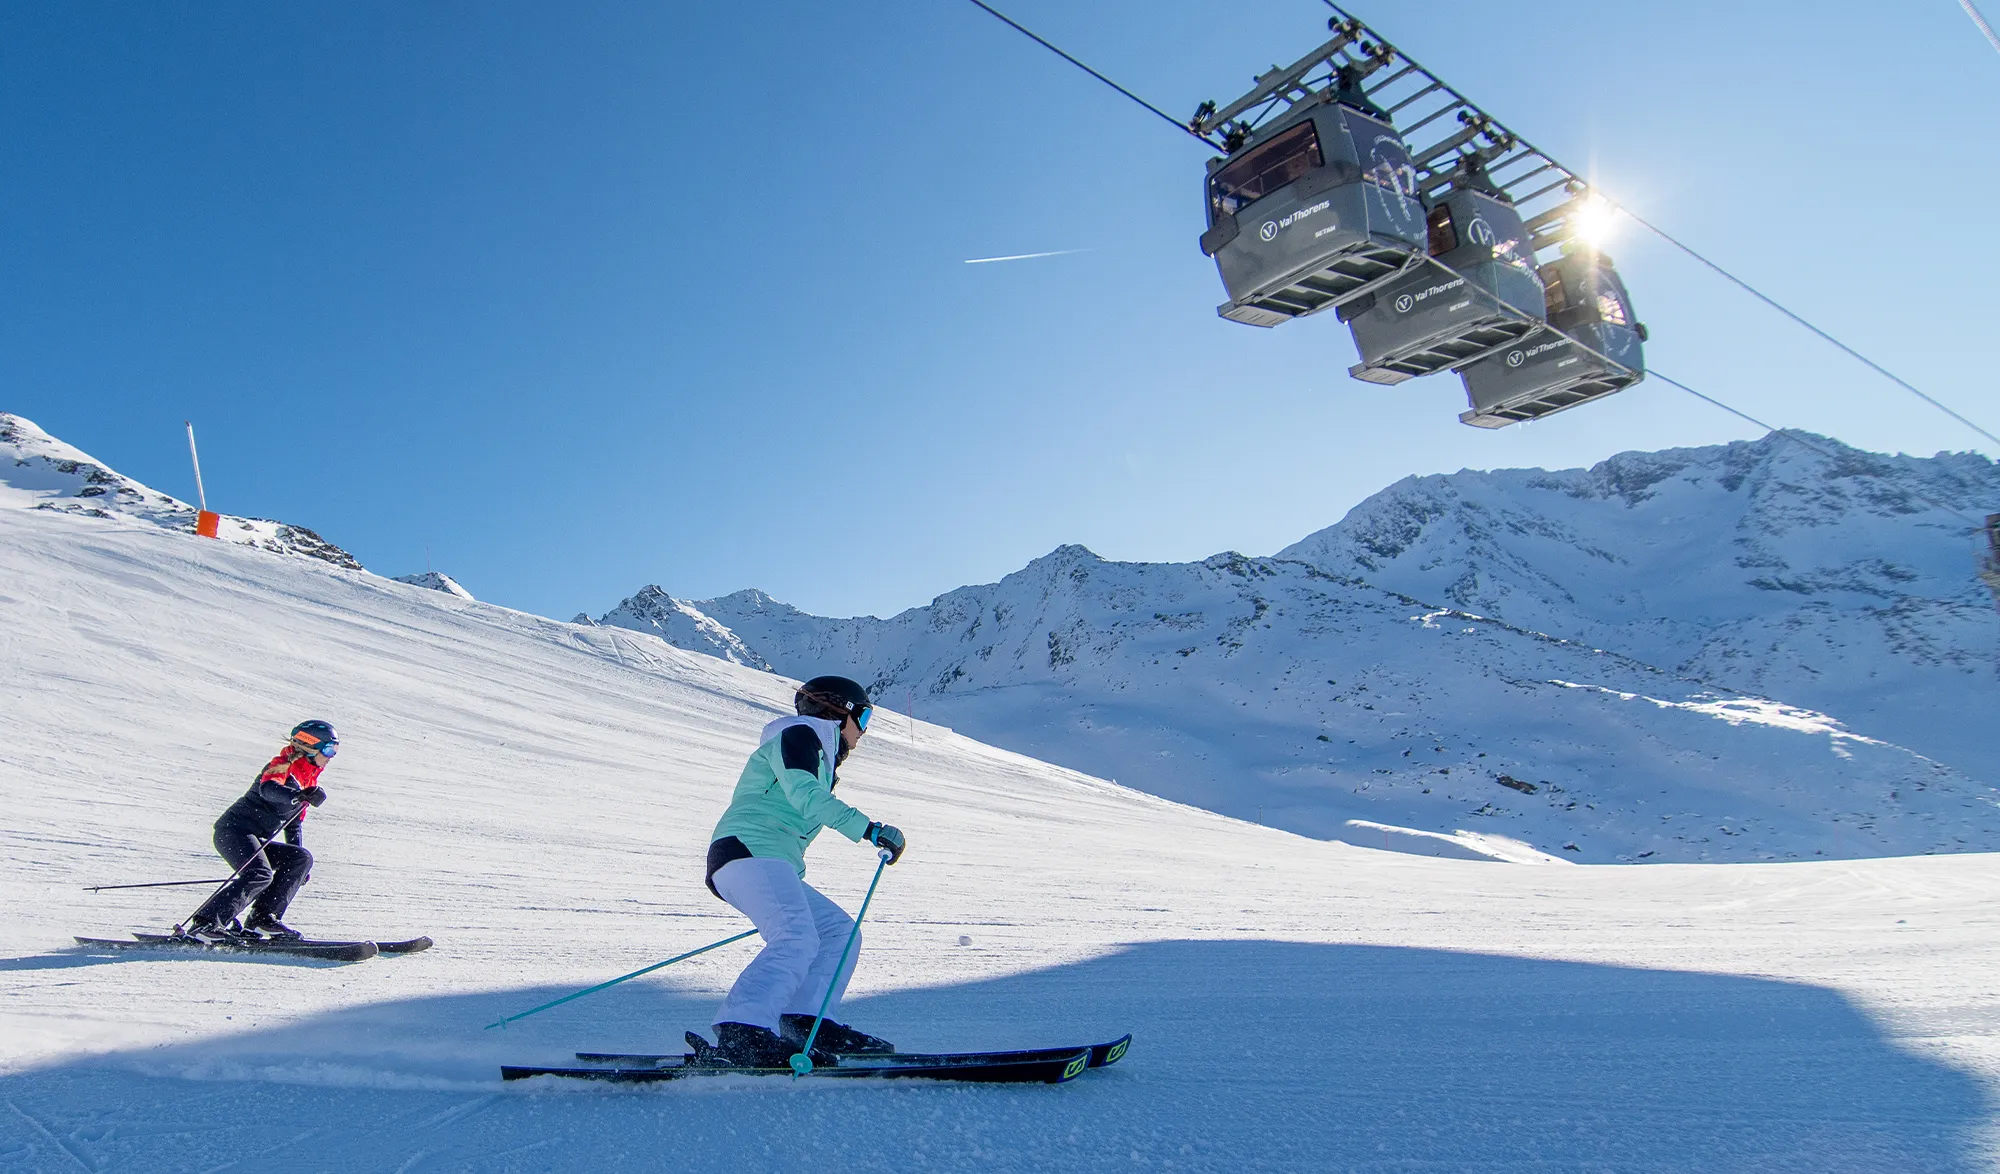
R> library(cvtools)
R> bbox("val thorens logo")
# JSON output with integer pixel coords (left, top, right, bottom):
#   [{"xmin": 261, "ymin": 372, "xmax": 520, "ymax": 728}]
[
  {"xmin": 1258, "ymin": 200, "xmax": 1332, "ymax": 244},
  {"xmin": 1506, "ymin": 350, "xmax": 1526, "ymax": 367},
  {"xmin": 1395, "ymin": 293, "xmax": 1415, "ymax": 313}
]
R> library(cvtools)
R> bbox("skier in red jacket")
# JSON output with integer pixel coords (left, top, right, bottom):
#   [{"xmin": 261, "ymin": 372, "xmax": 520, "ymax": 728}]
[{"xmin": 182, "ymin": 720, "xmax": 336, "ymax": 941}]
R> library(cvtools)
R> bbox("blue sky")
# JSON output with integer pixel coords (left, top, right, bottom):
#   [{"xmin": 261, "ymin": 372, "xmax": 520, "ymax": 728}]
[{"xmin": 4, "ymin": 0, "xmax": 1996, "ymax": 619}]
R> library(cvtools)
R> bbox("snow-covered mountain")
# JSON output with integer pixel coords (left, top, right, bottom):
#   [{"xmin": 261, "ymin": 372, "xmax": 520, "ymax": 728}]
[
  {"xmin": 595, "ymin": 540, "xmax": 2000, "ymax": 864},
  {"xmin": 1278, "ymin": 431, "xmax": 2000, "ymax": 779},
  {"xmin": 0, "ymin": 412, "xmax": 360, "ymax": 569},
  {"xmin": 594, "ymin": 584, "xmax": 772, "ymax": 669}
]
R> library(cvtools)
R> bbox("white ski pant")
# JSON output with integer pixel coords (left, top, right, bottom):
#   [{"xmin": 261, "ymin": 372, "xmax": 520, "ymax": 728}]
[{"xmin": 710, "ymin": 857, "xmax": 860, "ymax": 1032}]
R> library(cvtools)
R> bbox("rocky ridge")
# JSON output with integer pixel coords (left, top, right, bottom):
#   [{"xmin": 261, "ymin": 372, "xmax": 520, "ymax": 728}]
[{"xmin": 0, "ymin": 412, "xmax": 361, "ymax": 570}]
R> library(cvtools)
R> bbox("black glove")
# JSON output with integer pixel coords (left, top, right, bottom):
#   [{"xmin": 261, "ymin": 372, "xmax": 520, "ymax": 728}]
[
  {"xmin": 864, "ymin": 821, "xmax": 905, "ymax": 864},
  {"xmin": 301, "ymin": 786, "xmax": 328, "ymax": 807}
]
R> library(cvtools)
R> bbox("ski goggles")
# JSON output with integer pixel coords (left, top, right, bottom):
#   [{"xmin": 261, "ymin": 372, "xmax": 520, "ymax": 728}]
[
  {"xmin": 293, "ymin": 735, "xmax": 338, "ymax": 758},
  {"xmin": 853, "ymin": 707, "xmax": 872, "ymax": 732}
]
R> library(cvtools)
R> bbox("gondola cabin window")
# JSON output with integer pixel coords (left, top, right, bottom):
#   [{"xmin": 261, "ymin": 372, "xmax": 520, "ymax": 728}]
[
  {"xmin": 1595, "ymin": 286, "xmax": 1631, "ymax": 327},
  {"xmin": 1542, "ymin": 270, "xmax": 1568, "ymax": 315},
  {"xmin": 1210, "ymin": 121, "xmax": 1324, "ymax": 219},
  {"xmin": 1427, "ymin": 203, "xmax": 1458, "ymax": 256}
]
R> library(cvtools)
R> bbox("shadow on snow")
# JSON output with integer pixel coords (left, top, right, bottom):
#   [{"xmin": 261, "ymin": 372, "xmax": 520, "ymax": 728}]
[{"xmin": 0, "ymin": 939, "xmax": 1987, "ymax": 1173}]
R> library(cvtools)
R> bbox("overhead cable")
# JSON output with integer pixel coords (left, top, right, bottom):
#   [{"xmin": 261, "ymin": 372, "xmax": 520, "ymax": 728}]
[
  {"xmin": 1612, "ymin": 207, "xmax": 2000, "ymax": 449},
  {"xmin": 960, "ymin": 0, "xmax": 1213, "ymax": 146}
]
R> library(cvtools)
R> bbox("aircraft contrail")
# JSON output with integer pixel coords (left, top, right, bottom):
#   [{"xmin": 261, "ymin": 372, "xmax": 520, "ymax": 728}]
[
  {"xmin": 1966, "ymin": 0, "xmax": 2000, "ymax": 55},
  {"xmin": 963, "ymin": 249, "xmax": 1090, "ymax": 264}
]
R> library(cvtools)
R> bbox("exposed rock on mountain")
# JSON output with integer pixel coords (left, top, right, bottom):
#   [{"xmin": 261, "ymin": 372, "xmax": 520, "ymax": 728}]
[
  {"xmin": 599, "ymin": 585, "xmax": 772, "ymax": 670},
  {"xmin": 0, "ymin": 412, "xmax": 362, "ymax": 571}
]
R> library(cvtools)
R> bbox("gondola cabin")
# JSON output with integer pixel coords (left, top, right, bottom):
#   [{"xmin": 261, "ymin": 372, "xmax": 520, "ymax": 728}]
[
  {"xmin": 1202, "ymin": 99, "xmax": 1428, "ymax": 327},
  {"xmin": 1457, "ymin": 249, "xmax": 1646, "ymax": 428},
  {"xmin": 1188, "ymin": 13, "xmax": 1655, "ymax": 429},
  {"xmin": 1338, "ymin": 177, "xmax": 1546, "ymax": 385}
]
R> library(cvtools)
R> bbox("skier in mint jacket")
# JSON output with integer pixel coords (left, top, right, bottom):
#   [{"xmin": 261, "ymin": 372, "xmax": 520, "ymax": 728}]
[{"xmin": 700, "ymin": 675, "xmax": 906, "ymax": 1067}]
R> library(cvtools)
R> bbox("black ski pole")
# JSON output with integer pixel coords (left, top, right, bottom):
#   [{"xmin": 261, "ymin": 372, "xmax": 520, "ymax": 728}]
[
  {"xmin": 174, "ymin": 814, "xmax": 303, "ymax": 934},
  {"xmin": 87, "ymin": 878, "xmax": 233, "ymax": 893}
]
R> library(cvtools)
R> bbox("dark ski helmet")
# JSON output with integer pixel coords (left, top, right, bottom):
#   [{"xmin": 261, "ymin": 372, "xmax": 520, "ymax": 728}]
[
  {"xmin": 795, "ymin": 676, "xmax": 871, "ymax": 727},
  {"xmin": 290, "ymin": 719, "xmax": 338, "ymax": 758}
]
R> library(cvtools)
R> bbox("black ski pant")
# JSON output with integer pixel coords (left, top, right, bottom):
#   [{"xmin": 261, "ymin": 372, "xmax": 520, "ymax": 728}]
[{"xmin": 190, "ymin": 812, "xmax": 312, "ymax": 927}]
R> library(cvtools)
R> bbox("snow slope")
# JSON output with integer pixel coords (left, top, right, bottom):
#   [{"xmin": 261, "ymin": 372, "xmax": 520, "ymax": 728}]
[
  {"xmin": 1, "ymin": 412, "xmax": 360, "ymax": 569},
  {"xmin": 599, "ymin": 547, "xmax": 1999, "ymax": 864},
  {"xmin": 1280, "ymin": 431, "xmax": 2000, "ymax": 778},
  {"xmin": 4, "ymin": 459, "xmax": 2000, "ymax": 1171}
]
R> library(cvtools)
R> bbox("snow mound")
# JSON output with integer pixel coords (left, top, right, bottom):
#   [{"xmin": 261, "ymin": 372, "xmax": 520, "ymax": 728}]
[
  {"xmin": 1344, "ymin": 819, "xmax": 1576, "ymax": 864},
  {"xmin": 393, "ymin": 571, "xmax": 475, "ymax": 600},
  {"xmin": 0, "ymin": 412, "xmax": 361, "ymax": 569}
]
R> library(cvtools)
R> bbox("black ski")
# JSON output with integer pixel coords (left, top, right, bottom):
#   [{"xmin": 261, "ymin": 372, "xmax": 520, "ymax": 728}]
[
  {"xmin": 576, "ymin": 1033, "xmax": 1131, "ymax": 1071},
  {"xmin": 76, "ymin": 935, "xmax": 378, "ymax": 962},
  {"xmin": 132, "ymin": 932, "xmax": 432, "ymax": 955},
  {"xmin": 372, "ymin": 937, "xmax": 433, "ymax": 955},
  {"xmin": 502, "ymin": 1049, "xmax": 1091, "ymax": 1085}
]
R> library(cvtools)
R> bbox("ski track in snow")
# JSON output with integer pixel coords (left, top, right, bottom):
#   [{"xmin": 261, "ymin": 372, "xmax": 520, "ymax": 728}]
[{"xmin": 4, "ymin": 486, "xmax": 2000, "ymax": 1169}]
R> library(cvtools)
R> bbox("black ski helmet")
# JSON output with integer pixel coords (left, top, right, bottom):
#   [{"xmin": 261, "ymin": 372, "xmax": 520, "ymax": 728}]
[
  {"xmin": 795, "ymin": 676, "xmax": 871, "ymax": 724},
  {"xmin": 290, "ymin": 719, "xmax": 338, "ymax": 757}
]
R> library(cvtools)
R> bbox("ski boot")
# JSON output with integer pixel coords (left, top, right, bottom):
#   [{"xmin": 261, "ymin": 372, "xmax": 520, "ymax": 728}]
[
  {"xmin": 243, "ymin": 914, "xmax": 303, "ymax": 940},
  {"xmin": 178, "ymin": 917, "xmax": 245, "ymax": 944},
  {"xmin": 691, "ymin": 1023, "xmax": 834, "ymax": 1069},
  {"xmin": 780, "ymin": 1014, "xmax": 895, "ymax": 1055}
]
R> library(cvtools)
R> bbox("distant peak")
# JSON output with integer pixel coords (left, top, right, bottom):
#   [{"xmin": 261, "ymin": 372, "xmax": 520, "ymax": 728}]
[
  {"xmin": 1027, "ymin": 543, "xmax": 1102, "ymax": 567},
  {"xmin": 710, "ymin": 587, "xmax": 799, "ymax": 613},
  {"xmin": 595, "ymin": 582, "xmax": 773, "ymax": 670},
  {"xmin": 393, "ymin": 571, "xmax": 474, "ymax": 601}
]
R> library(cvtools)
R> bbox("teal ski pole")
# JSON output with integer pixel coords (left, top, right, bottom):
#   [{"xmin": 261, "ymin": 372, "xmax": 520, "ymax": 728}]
[
  {"xmin": 484, "ymin": 928, "xmax": 758, "ymax": 1030},
  {"xmin": 790, "ymin": 849, "xmax": 893, "ymax": 1076}
]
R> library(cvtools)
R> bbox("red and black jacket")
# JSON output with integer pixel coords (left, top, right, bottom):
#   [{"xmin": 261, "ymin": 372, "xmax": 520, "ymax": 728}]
[{"xmin": 217, "ymin": 747, "xmax": 324, "ymax": 845}]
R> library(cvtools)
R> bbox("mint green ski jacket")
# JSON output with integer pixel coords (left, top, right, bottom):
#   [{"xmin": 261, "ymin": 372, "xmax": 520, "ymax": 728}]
[{"xmin": 710, "ymin": 715, "xmax": 872, "ymax": 875}]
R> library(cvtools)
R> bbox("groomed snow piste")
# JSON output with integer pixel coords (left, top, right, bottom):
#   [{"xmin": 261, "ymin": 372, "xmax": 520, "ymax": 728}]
[{"xmin": 3, "ymin": 474, "xmax": 2000, "ymax": 1171}]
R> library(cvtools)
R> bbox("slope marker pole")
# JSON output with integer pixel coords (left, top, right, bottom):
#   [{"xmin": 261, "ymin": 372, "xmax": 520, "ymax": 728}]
[{"xmin": 185, "ymin": 421, "xmax": 220, "ymax": 538}]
